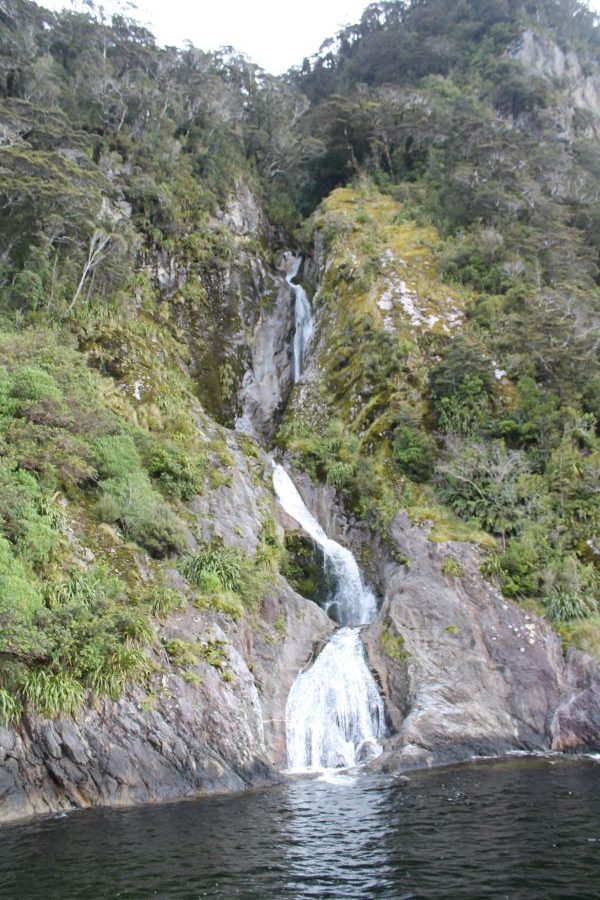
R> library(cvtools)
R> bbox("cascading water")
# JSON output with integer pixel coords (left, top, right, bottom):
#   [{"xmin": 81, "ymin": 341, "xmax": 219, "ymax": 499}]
[
  {"xmin": 273, "ymin": 465, "xmax": 377, "ymax": 626},
  {"xmin": 286, "ymin": 256, "xmax": 314, "ymax": 384},
  {"xmin": 286, "ymin": 628, "xmax": 385, "ymax": 770},
  {"xmin": 273, "ymin": 464, "xmax": 385, "ymax": 772}
]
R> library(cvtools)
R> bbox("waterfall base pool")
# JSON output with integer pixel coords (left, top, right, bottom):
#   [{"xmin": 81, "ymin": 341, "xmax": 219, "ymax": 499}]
[{"xmin": 2, "ymin": 757, "xmax": 600, "ymax": 899}]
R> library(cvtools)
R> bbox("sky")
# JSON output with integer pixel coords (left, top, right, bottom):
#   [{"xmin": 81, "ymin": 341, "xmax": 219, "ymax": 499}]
[
  {"xmin": 41, "ymin": 0, "xmax": 372, "ymax": 74},
  {"xmin": 40, "ymin": 0, "xmax": 600, "ymax": 75}
]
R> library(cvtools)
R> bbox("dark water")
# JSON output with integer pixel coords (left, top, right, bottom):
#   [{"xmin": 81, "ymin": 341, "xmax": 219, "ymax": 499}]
[{"xmin": 2, "ymin": 758, "xmax": 600, "ymax": 900}]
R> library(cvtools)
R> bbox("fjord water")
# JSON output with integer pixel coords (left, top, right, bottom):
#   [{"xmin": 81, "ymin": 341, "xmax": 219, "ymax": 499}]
[{"xmin": 2, "ymin": 759, "xmax": 600, "ymax": 899}]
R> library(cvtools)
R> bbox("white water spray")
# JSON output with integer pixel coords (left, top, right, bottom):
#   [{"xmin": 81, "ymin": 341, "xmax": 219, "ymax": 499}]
[
  {"xmin": 286, "ymin": 627, "xmax": 385, "ymax": 771},
  {"xmin": 273, "ymin": 464, "xmax": 385, "ymax": 771},
  {"xmin": 285, "ymin": 256, "xmax": 314, "ymax": 384}
]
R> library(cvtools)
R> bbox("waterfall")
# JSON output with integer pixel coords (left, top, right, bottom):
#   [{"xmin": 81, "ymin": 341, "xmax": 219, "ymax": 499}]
[
  {"xmin": 285, "ymin": 256, "xmax": 314, "ymax": 384},
  {"xmin": 286, "ymin": 628, "xmax": 385, "ymax": 771},
  {"xmin": 273, "ymin": 464, "xmax": 385, "ymax": 772},
  {"xmin": 273, "ymin": 465, "xmax": 377, "ymax": 626}
]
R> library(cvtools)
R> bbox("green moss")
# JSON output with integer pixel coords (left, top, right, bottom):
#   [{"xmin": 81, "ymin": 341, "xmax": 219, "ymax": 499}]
[
  {"xmin": 274, "ymin": 613, "xmax": 286, "ymax": 638},
  {"xmin": 165, "ymin": 638, "xmax": 200, "ymax": 668},
  {"xmin": 381, "ymin": 626, "xmax": 409, "ymax": 661},
  {"xmin": 408, "ymin": 500, "xmax": 495, "ymax": 547},
  {"xmin": 193, "ymin": 590, "xmax": 244, "ymax": 622},
  {"xmin": 442, "ymin": 555, "xmax": 465, "ymax": 578},
  {"xmin": 282, "ymin": 532, "xmax": 322, "ymax": 600}
]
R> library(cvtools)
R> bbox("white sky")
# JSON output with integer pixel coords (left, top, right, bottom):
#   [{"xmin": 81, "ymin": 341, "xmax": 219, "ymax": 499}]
[
  {"xmin": 41, "ymin": 0, "xmax": 371, "ymax": 73},
  {"xmin": 40, "ymin": 0, "xmax": 600, "ymax": 75}
]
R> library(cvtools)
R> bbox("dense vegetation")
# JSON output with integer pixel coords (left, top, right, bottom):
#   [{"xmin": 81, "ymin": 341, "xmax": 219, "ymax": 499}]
[
  {"xmin": 0, "ymin": 0, "xmax": 599, "ymax": 722},
  {"xmin": 278, "ymin": 0, "xmax": 600, "ymax": 651}
]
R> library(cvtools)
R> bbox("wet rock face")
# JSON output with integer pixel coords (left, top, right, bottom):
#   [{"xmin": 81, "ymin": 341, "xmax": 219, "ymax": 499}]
[
  {"xmin": 551, "ymin": 651, "xmax": 600, "ymax": 753},
  {"xmin": 362, "ymin": 512, "xmax": 600, "ymax": 770},
  {"xmin": 236, "ymin": 275, "xmax": 295, "ymax": 439}
]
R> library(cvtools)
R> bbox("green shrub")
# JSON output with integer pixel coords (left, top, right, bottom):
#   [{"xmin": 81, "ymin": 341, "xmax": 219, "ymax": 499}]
[
  {"xmin": 199, "ymin": 637, "xmax": 229, "ymax": 669},
  {"xmin": 196, "ymin": 570, "xmax": 222, "ymax": 593},
  {"xmin": 256, "ymin": 514, "xmax": 284, "ymax": 572},
  {"xmin": 145, "ymin": 585, "xmax": 186, "ymax": 618},
  {"xmin": 87, "ymin": 646, "xmax": 151, "ymax": 699},
  {"xmin": 115, "ymin": 608, "xmax": 154, "ymax": 644},
  {"xmin": 146, "ymin": 442, "xmax": 205, "ymax": 500},
  {"xmin": 93, "ymin": 493, "xmax": 121, "ymax": 523},
  {"xmin": 442, "ymin": 555, "xmax": 464, "ymax": 577},
  {"xmin": 393, "ymin": 427, "xmax": 437, "ymax": 481},
  {"xmin": 0, "ymin": 573, "xmax": 43, "ymax": 619},
  {"xmin": 0, "ymin": 539, "xmax": 44, "ymax": 621},
  {"xmin": 10, "ymin": 367, "xmax": 62, "ymax": 403},
  {"xmin": 45, "ymin": 566, "xmax": 124, "ymax": 608},
  {"xmin": 21, "ymin": 669, "xmax": 85, "ymax": 719},
  {"xmin": 96, "ymin": 472, "xmax": 188, "ymax": 557},
  {"xmin": 165, "ymin": 638, "xmax": 199, "ymax": 668},
  {"xmin": 0, "ymin": 468, "xmax": 62, "ymax": 570},
  {"xmin": 94, "ymin": 434, "xmax": 141, "ymax": 479},
  {"xmin": 183, "ymin": 546, "xmax": 243, "ymax": 593},
  {"xmin": 326, "ymin": 461, "xmax": 355, "ymax": 489},
  {"xmin": 0, "ymin": 688, "xmax": 23, "ymax": 726},
  {"xmin": 194, "ymin": 589, "xmax": 244, "ymax": 621},
  {"xmin": 547, "ymin": 590, "xmax": 598, "ymax": 623},
  {"xmin": 381, "ymin": 627, "xmax": 408, "ymax": 661}
]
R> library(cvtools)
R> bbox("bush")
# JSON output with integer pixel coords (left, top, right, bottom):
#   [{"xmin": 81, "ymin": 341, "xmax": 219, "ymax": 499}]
[
  {"xmin": 20, "ymin": 669, "xmax": 85, "ymax": 719},
  {"xmin": 326, "ymin": 461, "xmax": 355, "ymax": 489},
  {"xmin": 10, "ymin": 367, "xmax": 62, "ymax": 403},
  {"xmin": 0, "ymin": 468, "xmax": 62, "ymax": 570},
  {"xmin": 144, "ymin": 584, "xmax": 186, "ymax": 618},
  {"xmin": 194, "ymin": 589, "xmax": 244, "ymax": 622},
  {"xmin": 95, "ymin": 472, "xmax": 188, "ymax": 557},
  {"xmin": 94, "ymin": 434, "xmax": 141, "ymax": 479},
  {"xmin": 547, "ymin": 590, "xmax": 598, "ymax": 623},
  {"xmin": 87, "ymin": 646, "xmax": 151, "ymax": 700},
  {"xmin": 393, "ymin": 427, "xmax": 437, "ymax": 481},
  {"xmin": 436, "ymin": 439, "xmax": 530, "ymax": 540},
  {"xmin": 165, "ymin": 638, "xmax": 199, "ymax": 668},
  {"xmin": 0, "ymin": 688, "xmax": 23, "ymax": 726},
  {"xmin": 442, "ymin": 555, "xmax": 464, "ymax": 577},
  {"xmin": 183, "ymin": 546, "xmax": 243, "ymax": 593},
  {"xmin": 146, "ymin": 442, "xmax": 205, "ymax": 500}
]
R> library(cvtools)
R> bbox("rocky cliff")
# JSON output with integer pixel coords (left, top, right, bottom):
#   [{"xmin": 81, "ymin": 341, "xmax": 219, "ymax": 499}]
[{"xmin": 1, "ymin": 0, "xmax": 600, "ymax": 827}]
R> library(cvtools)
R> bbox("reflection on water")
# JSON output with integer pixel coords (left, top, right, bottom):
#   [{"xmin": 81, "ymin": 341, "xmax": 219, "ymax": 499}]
[{"xmin": 2, "ymin": 758, "xmax": 600, "ymax": 899}]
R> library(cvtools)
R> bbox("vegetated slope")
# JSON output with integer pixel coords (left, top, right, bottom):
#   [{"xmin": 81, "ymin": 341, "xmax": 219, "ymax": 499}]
[
  {"xmin": 0, "ymin": 0, "xmax": 313, "ymax": 730},
  {"xmin": 277, "ymin": 0, "xmax": 600, "ymax": 653},
  {"xmin": 0, "ymin": 0, "xmax": 598, "ymax": 740}
]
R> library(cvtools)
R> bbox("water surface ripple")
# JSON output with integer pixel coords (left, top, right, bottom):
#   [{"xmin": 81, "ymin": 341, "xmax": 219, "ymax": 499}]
[{"xmin": 2, "ymin": 758, "xmax": 600, "ymax": 899}]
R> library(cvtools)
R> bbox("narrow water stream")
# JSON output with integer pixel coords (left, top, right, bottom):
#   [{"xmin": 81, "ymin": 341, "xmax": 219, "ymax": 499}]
[{"xmin": 286, "ymin": 256, "xmax": 314, "ymax": 385}]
